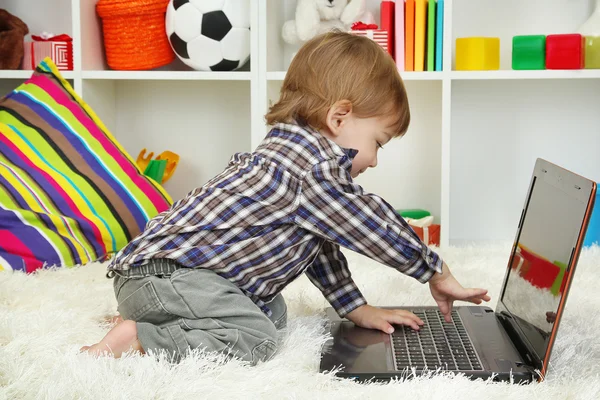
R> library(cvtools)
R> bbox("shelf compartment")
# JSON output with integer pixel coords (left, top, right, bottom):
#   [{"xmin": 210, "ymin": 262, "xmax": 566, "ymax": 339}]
[
  {"xmin": 452, "ymin": 0, "xmax": 595, "ymax": 71},
  {"xmin": 2, "ymin": 0, "xmax": 73, "ymax": 40},
  {"xmin": 80, "ymin": 0, "xmax": 252, "ymax": 73},
  {"xmin": 449, "ymin": 79, "xmax": 600, "ymax": 244},
  {"xmin": 82, "ymin": 79, "xmax": 252, "ymax": 201},
  {"xmin": 266, "ymin": 0, "xmax": 389, "ymax": 72}
]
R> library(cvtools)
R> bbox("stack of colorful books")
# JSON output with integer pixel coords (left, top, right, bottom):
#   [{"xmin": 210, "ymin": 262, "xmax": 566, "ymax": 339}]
[{"xmin": 379, "ymin": 0, "xmax": 445, "ymax": 72}]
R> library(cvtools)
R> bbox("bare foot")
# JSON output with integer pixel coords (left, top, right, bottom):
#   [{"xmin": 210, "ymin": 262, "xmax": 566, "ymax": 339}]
[{"xmin": 80, "ymin": 320, "xmax": 145, "ymax": 358}]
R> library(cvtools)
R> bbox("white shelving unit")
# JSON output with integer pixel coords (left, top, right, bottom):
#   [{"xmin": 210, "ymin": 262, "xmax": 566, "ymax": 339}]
[{"xmin": 1, "ymin": 0, "xmax": 599, "ymax": 247}]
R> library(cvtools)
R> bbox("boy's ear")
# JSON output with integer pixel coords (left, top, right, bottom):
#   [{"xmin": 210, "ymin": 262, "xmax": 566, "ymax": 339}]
[{"xmin": 325, "ymin": 100, "xmax": 353, "ymax": 137}]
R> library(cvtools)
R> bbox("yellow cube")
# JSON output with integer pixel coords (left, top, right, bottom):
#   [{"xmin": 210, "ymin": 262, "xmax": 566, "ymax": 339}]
[{"xmin": 456, "ymin": 37, "xmax": 500, "ymax": 70}]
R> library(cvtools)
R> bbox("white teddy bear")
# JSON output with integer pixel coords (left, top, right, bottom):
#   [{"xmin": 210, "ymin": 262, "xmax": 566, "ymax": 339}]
[{"xmin": 282, "ymin": 0, "xmax": 375, "ymax": 45}]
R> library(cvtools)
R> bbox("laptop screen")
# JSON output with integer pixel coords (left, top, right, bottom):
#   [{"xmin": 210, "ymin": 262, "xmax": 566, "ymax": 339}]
[{"xmin": 500, "ymin": 173, "xmax": 589, "ymax": 362}]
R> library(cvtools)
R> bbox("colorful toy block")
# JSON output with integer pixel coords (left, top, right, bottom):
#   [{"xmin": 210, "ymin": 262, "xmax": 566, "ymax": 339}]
[
  {"xmin": 512, "ymin": 35, "xmax": 546, "ymax": 70},
  {"xmin": 546, "ymin": 34, "xmax": 585, "ymax": 69},
  {"xmin": 584, "ymin": 36, "xmax": 600, "ymax": 69},
  {"xmin": 455, "ymin": 37, "xmax": 500, "ymax": 71}
]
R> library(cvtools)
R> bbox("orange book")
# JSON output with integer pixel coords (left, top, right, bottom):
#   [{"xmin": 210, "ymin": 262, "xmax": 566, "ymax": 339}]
[
  {"xmin": 414, "ymin": 0, "xmax": 427, "ymax": 71},
  {"xmin": 405, "ymin": 0, "xmax": 415, "ymax": 71}
]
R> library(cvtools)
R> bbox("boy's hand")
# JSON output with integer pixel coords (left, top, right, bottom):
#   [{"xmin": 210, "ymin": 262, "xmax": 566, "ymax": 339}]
[
  {"xmin": 345, "ymin": 304, "xmax": 424, "ymax": 334},
  {"xmin": 429, "ymin": 262, "xmax": 491, "ymax": 323}
]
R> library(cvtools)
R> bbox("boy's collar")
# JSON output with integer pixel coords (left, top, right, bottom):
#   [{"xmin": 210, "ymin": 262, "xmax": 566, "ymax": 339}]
[
  {"xmin": 295, "ymin": 121, "xmax": 359, "ymax": 159},
  {"xmin": 342, "ymin": 147, "xmax": 359, "ymax": 159}
]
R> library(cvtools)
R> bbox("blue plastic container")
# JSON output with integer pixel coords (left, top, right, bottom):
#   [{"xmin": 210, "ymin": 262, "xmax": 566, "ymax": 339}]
[{"xmin": 584, "ymin": 187, "xmax": 599, "ymax": 247}]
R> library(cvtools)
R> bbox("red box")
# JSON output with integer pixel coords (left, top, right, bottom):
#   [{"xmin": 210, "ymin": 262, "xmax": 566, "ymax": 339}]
[
  {"xmin": 350, "ymin": 22, "xmax": 389, "ymax": 53},
  {"xmin": 410, "ymin": 224, "xmax": 440, "ymax": 246},
  {"xmin": 546, "ymin": 34, "xmax": 585, "ymax": 69},
  {"xmin": 22, "ymin": 34, "xmax": 73, "ymax": 71}
]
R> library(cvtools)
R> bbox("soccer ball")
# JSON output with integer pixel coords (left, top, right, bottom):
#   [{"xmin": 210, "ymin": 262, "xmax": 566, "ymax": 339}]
[{"xmin": 166, "ymin": 0, "xmax": 251, "ymax": 71}]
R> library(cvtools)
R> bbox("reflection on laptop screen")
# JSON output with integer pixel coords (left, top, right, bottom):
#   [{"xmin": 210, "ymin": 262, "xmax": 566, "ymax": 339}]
[{"xmin": 501, "ymin": 176, "xmax": 587, "ymax": 361}]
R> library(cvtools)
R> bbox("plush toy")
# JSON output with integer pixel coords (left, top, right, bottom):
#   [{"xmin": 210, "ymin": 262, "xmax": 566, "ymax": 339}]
[
  {"xmin": 0, "ymin": 9, "xmax": 29, "ymax": 70},
  {"xmin": 282, "ymin": 0, "xmax": 374, "ymax": 45}
]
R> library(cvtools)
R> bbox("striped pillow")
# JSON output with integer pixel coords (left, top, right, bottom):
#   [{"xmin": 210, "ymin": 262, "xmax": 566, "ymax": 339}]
[{"xmin": 0, "ymin": 58, "xmax": 172, "ymax": 272}]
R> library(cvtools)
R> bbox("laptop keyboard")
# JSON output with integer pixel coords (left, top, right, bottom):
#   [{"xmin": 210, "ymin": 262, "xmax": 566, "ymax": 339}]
[{"xmin": 391, "ymin": 309, "xmax": 483, "ymax": 371}]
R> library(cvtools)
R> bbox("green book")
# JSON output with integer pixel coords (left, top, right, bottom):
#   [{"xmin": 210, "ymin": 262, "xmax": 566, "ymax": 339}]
[{"xmin": 427, "ymin": 0, "xmax": 436, "ymax": 71}]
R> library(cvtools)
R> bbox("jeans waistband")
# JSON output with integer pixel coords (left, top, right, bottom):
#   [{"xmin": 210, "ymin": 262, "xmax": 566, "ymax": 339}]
[{"xmin": 106, "ymin": 258, "xmax": 183, "ymax": 279}]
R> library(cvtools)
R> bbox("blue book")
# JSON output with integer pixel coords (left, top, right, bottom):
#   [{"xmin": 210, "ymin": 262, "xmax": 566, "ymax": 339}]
[
  {"xmin": 584, "ymin": 189, "xmax": 599, "ymax": 247},
  {"xmin": 435, "ymin": 0, "xmax": 444, "ymax": 71}
]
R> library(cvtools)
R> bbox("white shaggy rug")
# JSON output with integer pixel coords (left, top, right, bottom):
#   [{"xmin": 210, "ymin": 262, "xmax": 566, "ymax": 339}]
[{"xmin": 1, "ymin": 244, "xmax": 600, "ymax": 400}]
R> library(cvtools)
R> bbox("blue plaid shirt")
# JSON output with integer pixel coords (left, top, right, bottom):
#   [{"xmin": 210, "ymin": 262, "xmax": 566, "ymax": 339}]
[{"xmin": 108, "ymin": 123, "xmax": 443, "ymax": 317}]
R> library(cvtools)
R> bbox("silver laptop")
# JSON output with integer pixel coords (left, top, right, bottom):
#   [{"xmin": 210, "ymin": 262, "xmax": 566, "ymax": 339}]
[{"xmin": 319, "ymin": 158, "xmax": 596, "ymax": 383}]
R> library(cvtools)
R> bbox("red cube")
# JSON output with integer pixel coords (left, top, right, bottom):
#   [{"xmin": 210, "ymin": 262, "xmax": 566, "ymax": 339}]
[{"xmin": 546, "ymin": 34, "xmax": 585, "ymax": 69}]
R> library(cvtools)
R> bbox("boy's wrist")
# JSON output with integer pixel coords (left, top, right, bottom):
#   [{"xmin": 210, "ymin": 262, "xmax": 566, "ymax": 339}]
[
  {"xmin": 429, "ymin": 262, "xmax": 451, "ymax": 285},
  {"xmin": 345, "ymin": 304, "xmax": 369, "ymax": 324}
]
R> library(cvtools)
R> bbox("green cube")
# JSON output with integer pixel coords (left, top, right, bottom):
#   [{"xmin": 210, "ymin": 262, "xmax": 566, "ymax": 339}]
[
  {"xmin": 585, "ymin": 36, "xmax": 600, "ymax": 69},
  {"xmin": 512, "ymin": 35, "xmax": 546, "ymax": 70}
]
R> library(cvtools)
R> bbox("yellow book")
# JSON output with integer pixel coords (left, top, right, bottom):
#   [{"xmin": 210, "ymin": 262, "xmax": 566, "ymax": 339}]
[{"xmin": 414, "ymin": 0, "xmax": 427, "ymax": 71}]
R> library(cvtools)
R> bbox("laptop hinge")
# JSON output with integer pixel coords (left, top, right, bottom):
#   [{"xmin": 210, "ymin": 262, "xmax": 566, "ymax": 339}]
[{"xmin": 496, "ymin": 312, "xmax": 543, "ymax": 372}]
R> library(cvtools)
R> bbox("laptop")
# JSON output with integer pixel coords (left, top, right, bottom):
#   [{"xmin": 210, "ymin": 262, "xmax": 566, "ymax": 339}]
[{"xmin": 319, "ymin": 158, "xmax": 597, "ymax": 383}]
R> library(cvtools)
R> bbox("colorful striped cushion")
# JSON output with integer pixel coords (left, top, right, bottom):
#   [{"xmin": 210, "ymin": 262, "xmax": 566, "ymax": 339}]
[{"xmin": 0, "ymin": 58, "xmax": 172, "ymax": 272}]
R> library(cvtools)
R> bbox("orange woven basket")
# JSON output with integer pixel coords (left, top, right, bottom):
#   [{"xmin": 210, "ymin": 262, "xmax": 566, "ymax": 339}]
[{"xmin": 96, "ymin": 0, "xmax": 175, "ymax": 70}]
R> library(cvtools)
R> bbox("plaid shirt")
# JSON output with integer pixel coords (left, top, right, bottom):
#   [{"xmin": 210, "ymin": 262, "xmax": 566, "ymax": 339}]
[{"xmin": 108, "ymin": 123, "xmax": 443, "ymax": 317}]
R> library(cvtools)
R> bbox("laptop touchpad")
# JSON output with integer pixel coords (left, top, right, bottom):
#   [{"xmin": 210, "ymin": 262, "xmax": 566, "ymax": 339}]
[{"xmin": 320, "ymin": 322, "xmax": 392, "ymax": 373}]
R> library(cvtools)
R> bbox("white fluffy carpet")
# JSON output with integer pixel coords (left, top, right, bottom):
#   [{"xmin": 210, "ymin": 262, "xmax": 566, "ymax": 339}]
[{"xmin": 1, "ymin": 244, "xmax": 600, "ymax": 400}]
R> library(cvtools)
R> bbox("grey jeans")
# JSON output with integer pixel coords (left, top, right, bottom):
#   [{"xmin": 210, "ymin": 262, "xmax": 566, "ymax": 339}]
[{"xmin": 111, "ymin": 264, "xmax": 287, "ymax": 365}]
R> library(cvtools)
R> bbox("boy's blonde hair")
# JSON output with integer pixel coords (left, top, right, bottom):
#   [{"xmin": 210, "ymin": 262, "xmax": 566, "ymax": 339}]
[{"xmin": 265, "ymin": 31, "xmax": 410, "ymax": 137}]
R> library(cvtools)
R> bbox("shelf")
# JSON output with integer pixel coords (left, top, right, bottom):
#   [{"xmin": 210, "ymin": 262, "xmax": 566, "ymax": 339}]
[
  {"xmin": 266, "ymin": 71, "xmax": 444, "ymax": 81},
  {"xmin": 81, "ymin": 71, "xmax": 252, "ymax": 81},
  {"xmin": 401, "ymin": 72, "xmax": 445, "ymax": 81},
  {"xmin": 0, "ymin": 70, "xmax": 75, "ymax": 79},
  {"xmin": 451, "ymin": 70, "xmax": 600, "ymax": 80}
]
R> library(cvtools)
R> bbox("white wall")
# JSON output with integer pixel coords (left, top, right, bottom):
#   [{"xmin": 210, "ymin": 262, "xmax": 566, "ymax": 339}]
[
  {"xmin": 1, "ymin": 0, "xmax": 72, "ymax": 40},
  {"xmin": 450, "ymin": 79, "xmax": 600, "ymax": 244},
  {"xmin": 357, "ymin": 80, "xmax": 442, "ymax": 220},
  {"xmin": 112, "ymin": 80, "xmax": 251, "ymax": 201}
]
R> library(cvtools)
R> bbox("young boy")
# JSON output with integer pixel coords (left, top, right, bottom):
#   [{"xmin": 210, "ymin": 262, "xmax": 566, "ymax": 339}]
[{"xmin": 81, "ymin": 31, "xmax": 490, "ymax": 364}]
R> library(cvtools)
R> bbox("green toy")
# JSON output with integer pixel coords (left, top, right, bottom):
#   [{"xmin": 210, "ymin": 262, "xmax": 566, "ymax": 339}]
[
  {"xmin": 397, "ymin": 209, "xmax": 431, "ymax": 219},
  {"xmin": 512, "ymin": 35, "xmax": 546, "ymax": 70},
  {"xmin": 144, "ymin": 159, "xmax": 167, "ymax": 183}
]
